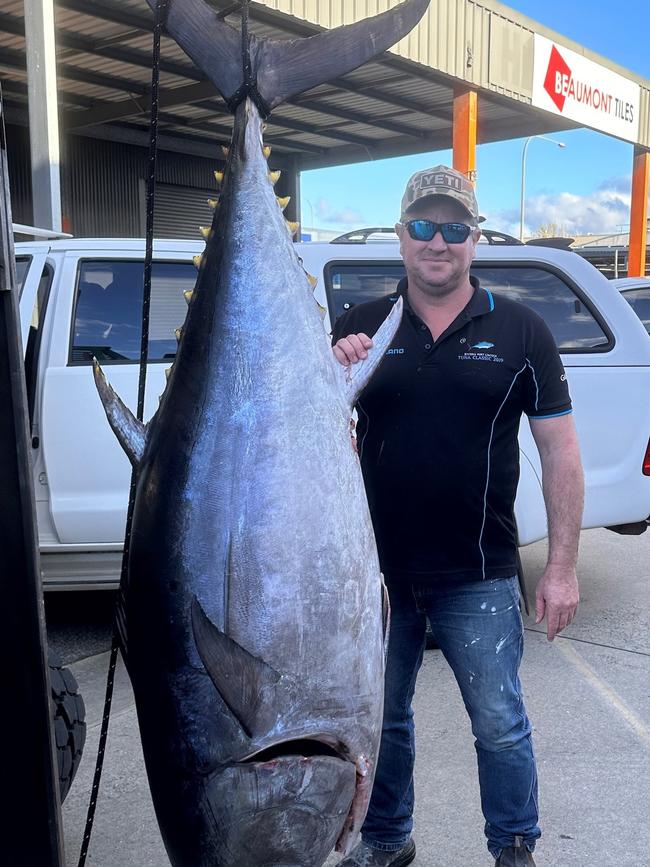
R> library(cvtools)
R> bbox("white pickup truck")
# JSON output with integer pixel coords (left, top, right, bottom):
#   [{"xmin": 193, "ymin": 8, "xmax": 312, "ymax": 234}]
[{"xmin": 15, "ymin": 236, "xmax": 650, "ymax": 589}]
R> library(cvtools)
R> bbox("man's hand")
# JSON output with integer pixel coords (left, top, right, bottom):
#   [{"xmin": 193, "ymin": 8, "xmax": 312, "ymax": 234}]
[
  {"xmin": 332, "ymin": 336, "xmax": 368, "ymax": 454},
  {"xmin": 534, "ymin": 564, "xmax": 579, "ymax": 641},
  {"xmin": 333, "ymin": 333, "xmax": 373, "ymax": 365}
]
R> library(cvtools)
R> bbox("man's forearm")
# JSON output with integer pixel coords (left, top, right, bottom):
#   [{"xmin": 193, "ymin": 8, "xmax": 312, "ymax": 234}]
[
  {"xmin": 540, "ymin": 439, "xmax": 584, "ymax": 568},
  {"xmin": 530, "ymin": 415, "xmax": 583, "ymax": 639}
]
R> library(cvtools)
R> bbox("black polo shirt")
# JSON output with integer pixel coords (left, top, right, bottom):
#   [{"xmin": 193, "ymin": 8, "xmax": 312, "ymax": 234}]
[{"xmin": 332, "ymin": 277, "xmax": 572, "ymax": 584}]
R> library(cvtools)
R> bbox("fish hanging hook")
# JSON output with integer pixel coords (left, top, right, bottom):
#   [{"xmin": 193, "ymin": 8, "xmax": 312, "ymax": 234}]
[
  {"xmin": 241, "ymin": 0, "xmax": 251, "ymax": 86},
  {"xmin": 229, "ymin": 0, "xmax": 271, "ymax": 116}
]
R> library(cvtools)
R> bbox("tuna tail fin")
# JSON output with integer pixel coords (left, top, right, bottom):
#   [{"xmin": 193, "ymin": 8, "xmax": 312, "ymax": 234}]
[
  {"xmin": 147, "ymin": 0, "xmax": 430, "ymax": 115},
  {"xmin": 340, "ymin": 296, "xmax": 403, "ymax": 408},
  {"xmin": 92, "ymin": 359, "xmax": 147, "ymax": 467}
]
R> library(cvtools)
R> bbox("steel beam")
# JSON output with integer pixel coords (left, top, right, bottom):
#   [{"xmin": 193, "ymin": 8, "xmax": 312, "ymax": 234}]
[
  {"xmin": 56, "ymin": 0, "xmax": 152, "ymax": 31},
  {"xmin": 453, "ymin": 88, "xmax": 478, "ymax": 184},
  {"xmin": 0, "ymin": 45, "xmax": 149, "ymax": 97},
  {"xmin": 0, "ymin": 11, "xmax": 201, "ymax": 81},
  {"xmin": 1, "ymin": 78, "xmax": 97, "ymax": 110},
  {"xmin": 23, "ymin": 0, "xmax": 61, "ymax": 232},
  {"xmin": 69, "ymin": 84, "xmax": 380, "ymax": 148},
  {"xmin": 296, "ymin": 113, "xmax": 577, "ymax": 172},
  {"xmin": 3, "ymin": 101, "xmax": 303, "ymax": 163},
  {"xmin": 140, "ymin": 94, "xmax": 383, "ymax": 150},
  {"xmin": 263, "ymin": 112, "xmax": 377, "ymax": 148},
  {"xmin": 66, "ymin": 81, "xmax": 219, "ymax": 131},
  {"xmin": 155, "ymin": 112, "xmax": 324, "ymax": 155},
  {"xmin": 79, "ymin": 123, "xmax": 294, "ymax": 167},
  {"xmin": 628, "ymin": 146, "xmax": 649, "ymax": 277},
  {"xmin": 294, "ymin": 98, "xmax": 427, "ymax": 140}
]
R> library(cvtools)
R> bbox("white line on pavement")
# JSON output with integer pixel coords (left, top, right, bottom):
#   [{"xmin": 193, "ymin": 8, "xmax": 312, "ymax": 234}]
[{"xmin": 555, "ymin": 639, "xmax": 650, "ymax": 748}]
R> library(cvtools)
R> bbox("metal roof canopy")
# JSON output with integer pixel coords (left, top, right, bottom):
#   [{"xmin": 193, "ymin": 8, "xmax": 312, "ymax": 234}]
[{"xmin": 2, "ymin": 0, "xmax": 650, "ymax": 174}]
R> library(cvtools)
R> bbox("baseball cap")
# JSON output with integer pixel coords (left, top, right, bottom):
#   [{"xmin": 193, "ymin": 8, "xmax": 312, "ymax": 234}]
[{"xmin": 400, "ymin": 165, "xmax": 483, "ymax": 223}]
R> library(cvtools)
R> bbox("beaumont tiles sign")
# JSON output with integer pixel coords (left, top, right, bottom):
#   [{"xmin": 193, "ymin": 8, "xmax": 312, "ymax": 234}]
[{"xmin": 532, "ymin": 35, "xmax": 640, "ymax": 143}]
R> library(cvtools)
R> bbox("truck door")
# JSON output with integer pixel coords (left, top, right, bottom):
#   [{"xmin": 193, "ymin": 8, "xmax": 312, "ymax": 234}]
[
  {"xmin": 472, "ymin": 256, "xmax": 650, "ymax": 538},
  {"xmin": 16, "ymin": 245, "xmax": 50, "ymax": 350},
  {"xmin": 38, "ymin": 251, "xmax": 197, "ymax": 545}
]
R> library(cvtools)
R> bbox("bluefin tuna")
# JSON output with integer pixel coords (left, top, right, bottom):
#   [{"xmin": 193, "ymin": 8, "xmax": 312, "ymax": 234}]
[{"xmin": 93, "ymin": 1, "xmax": 429, "ymax": 864}]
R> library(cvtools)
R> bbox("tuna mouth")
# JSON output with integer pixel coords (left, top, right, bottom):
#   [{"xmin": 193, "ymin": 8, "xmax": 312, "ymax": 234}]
[
  {"xmin": 233, "ymin": 738, "xmax": 371, "ymax": 856},
  {"xmin": 241, "ymin": 737, "xmax": 346, "ymax": 764}
]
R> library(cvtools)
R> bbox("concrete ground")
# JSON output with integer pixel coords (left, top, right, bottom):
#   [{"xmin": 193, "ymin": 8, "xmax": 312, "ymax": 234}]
[{"xmin": 62, "ymin": 528, "xmax": 650, "ymax": 866}]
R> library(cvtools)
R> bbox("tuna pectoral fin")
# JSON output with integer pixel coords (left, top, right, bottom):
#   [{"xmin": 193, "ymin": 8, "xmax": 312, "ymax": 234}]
[
  {"xmin": 92, "ymin": 359, "xmax": 146, "ymax": 467},
  {"xmin": 191, "ymin": 597, "xmax": 283, "ymax": 740},
  {"xmin": 340, "ymin": 296, "xmax": 404, "ymax": 408},
  {"xmin": 147, "ymin": 0, "xmax": 429, "ymax": 114}
]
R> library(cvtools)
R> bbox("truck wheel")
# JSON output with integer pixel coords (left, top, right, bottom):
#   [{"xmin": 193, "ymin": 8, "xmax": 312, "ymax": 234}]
[{"xmin": 49, "ymin": 658, "xmax": 86, "ymax": 802}]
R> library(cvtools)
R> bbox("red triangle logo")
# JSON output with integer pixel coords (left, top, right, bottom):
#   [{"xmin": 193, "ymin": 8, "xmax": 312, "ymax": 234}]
[{"xmin": 543, "ymin": 45, "xmax": 572, "ymax": 112}]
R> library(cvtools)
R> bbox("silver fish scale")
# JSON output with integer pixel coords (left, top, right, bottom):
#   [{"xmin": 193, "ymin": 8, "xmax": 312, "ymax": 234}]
[{"xmin": 209, "ymin": 102, "xmax": 381, "ymax": 736}]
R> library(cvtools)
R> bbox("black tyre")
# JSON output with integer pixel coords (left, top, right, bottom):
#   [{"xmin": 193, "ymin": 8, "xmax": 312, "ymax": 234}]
[{"xmin": 49, "ymin": 657, "xmax": 86, "ymax": 802}]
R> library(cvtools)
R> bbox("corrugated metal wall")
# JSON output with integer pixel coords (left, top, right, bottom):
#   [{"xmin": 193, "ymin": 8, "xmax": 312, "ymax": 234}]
[
  {"xmin": 6, "ymin": 126, "xmax": 33, "ymax": 226},
  {"xmin": 259, "ymin": 0, "xmax": 491, "ymax": 87},
  {"xmin": 153, "ymin": 183, "xmax": 216, "ymax": 239},
  {"xmin": 6, "ymin": 124, "xmax": 224, "ymax": 237},
  {"xmin": 64, "ymin": 137, "xmax": 223, "ymax": 237},
  {"xmin": 63, "ymin": 135, "xmax": 143, "ymax": 237}
]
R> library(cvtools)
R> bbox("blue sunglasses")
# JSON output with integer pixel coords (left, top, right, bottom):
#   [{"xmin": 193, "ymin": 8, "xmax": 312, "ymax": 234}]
[{"xmin": 401, "ymin": 220, "xmax": 474, "ymax": 243}]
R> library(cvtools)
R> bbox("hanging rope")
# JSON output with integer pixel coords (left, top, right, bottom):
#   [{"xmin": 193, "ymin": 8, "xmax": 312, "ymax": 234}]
[
  {"xmin": 241, "ymin": 0, "xmax": 252, "ymax": 90},
  {"xmin": 76, "ymin": 2, "xmax": 168, "ymax": 863}
]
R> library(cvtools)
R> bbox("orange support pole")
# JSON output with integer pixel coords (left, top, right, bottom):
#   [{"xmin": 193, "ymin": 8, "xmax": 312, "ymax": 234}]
[
  {"xmin": 628, "ymin": 146, "xmax": 650, "ymax": 277},
  {"xmin": 453, "ymin": 89, "xmax": 477, "ymax": 185}
]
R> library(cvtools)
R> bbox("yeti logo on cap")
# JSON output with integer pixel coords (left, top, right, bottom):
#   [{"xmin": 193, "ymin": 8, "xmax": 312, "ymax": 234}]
[{"xmin": 417, "ymin": 171, "xmax": 463, "ymax": 192}]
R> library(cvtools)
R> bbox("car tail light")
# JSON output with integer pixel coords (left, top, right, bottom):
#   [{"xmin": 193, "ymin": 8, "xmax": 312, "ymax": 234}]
[{"xmin": 644, "ymin": 437, "xmax": 650, "ymax": 476}]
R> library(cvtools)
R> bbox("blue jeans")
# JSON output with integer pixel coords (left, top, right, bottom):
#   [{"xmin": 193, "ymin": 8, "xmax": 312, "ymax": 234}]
[{"xmin": 362, "ymin": 576, "xmax": 540, "ymax": 858}]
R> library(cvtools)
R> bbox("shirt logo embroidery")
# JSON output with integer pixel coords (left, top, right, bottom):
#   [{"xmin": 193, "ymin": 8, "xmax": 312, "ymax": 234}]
[
  {"xmin": 459, "ymin": 341, "xmax": 504, "ymax": 363},
  {"xmin": 386, "ymin": 348, "xmax": 406, "ymax": 356}
]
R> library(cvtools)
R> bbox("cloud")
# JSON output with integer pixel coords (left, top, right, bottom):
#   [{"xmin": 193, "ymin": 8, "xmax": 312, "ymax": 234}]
[
  {"xmin": 484, "ymin": 178, "xmax": 635, "ymax": 239},
  {"xmin": 309, "ymin": 197, "xmax": 365, "ymax": 229},
  {"xmin": 596, "ymin": 175, "xmax": 630, "ymax": 194}
]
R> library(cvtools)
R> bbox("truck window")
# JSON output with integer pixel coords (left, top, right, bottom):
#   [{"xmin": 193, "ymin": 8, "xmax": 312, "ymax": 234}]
[
  {"xmin": 472, "ymin": 265, "xmax": 611, "ymax": 351},
  {"xmin": 621, "ymin": 287, "xmax": 650, "ymax": 335},
  {"xmin": 70, "ymin": 260, "xmax": 196, "ymax": 364},
  {"xmin": 326, "ymin": 261, "xmax": 611, "ymax": 352},
  {"xmin": 325, "ymin": 262, "xmax": 405, "ymax": 320},
  {"xmin": 15, "ymin": 257, "xmax": 31, "ymax": 294}
]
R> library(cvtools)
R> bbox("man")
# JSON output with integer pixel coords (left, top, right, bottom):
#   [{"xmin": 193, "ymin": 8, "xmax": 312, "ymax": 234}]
[{"xmin": 333, "ymin": 166, "xmax": 584, "ymax": 867}]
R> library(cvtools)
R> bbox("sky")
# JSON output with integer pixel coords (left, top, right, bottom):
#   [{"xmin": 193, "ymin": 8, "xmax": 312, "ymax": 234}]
[{"xmin": 299, "ymin": 0, "xmax": 649, "ymax": 240}]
